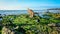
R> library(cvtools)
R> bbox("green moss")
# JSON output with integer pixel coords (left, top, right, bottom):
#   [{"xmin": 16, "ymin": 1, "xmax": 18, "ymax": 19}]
[{"xmin": 0, "ymin": 12, "xmax": 60, "ymax": 34}]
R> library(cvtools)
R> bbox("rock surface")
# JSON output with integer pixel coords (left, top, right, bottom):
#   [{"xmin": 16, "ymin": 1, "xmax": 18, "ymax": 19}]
[
  {"xmin": 27, "ymin": 8, "xmax": 34, "ymax": 18},
  {"xmin": 2, "ymin": 26, "xmax": 15, "ymax": 34}
]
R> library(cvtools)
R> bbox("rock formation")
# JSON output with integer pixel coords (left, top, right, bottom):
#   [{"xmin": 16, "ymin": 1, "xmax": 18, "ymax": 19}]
[
  {"xmin": 48, "ymin": 23, "xmax": 56, "ymax": 27},
  {"xmin": 27, "ymin": 8, "xmax": 34, "ymax": 18},
  {"xmin": 2, "ymin": 26, "xmax": 15, "ymax": 34}
]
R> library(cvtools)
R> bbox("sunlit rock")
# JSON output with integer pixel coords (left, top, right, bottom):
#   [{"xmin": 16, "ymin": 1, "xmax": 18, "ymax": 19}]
[
  {"xmin": 27, "ymin": 8, "xmax": 34, "ymax": 18},
  {"xmin": 2, "ymin": 26, "xmax": 15, "ymax": 34},
  {"xmin": 48, "ymin": 23, "xmax": 56, "ymax": 26}
]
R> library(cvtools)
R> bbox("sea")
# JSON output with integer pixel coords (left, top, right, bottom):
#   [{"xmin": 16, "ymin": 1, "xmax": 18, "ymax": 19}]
[
  {"xmin": 0, "ymin": 10, "xmax": 45, "ymax": 16},
  {"xmin": 0, "ymin": 10, "xmax": 60, "ymax": 16}
]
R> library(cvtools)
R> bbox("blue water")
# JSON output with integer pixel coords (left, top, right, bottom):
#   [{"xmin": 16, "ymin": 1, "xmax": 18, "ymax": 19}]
[
  {"xmin": 0, "ymin": 10, "xmax": 59, "ymax": 16},
  {"xmin": 0, "ymin": 10, "xmax": 44, "ymax": 15}
]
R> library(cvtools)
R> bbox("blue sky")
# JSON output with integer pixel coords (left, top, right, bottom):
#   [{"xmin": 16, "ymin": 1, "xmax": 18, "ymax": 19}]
[{"xmin": 0, "ymin": 0, "xmax": 60, "ymax": 10}]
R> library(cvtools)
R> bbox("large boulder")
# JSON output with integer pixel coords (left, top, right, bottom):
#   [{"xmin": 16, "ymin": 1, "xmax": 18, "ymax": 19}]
[{"xmin": 27, "ymin": 8, "xmax": 34, "ymax": 18}]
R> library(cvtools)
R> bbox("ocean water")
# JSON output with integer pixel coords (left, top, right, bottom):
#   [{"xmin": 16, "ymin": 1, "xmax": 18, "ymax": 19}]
[
  {"xmin": 0, "ymin": 10, "xmax": 44, "ymax": 15},
  {"xmin": 0, "ymin": 10, "xmax": 59, "ymax": 16}
]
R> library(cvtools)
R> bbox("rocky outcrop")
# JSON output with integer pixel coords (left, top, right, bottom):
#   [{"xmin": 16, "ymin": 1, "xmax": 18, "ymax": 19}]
[
  {"xmin": 1, "ymin": 26, "xmax": 26, "ymax": 34},
  {"xmin": 27, "ymin": 8, "xmax": 34, "ymax": 18},
  {"xmin": 48, "ymin": 23, "xmax": 60, "ymax": 33},
  {"xmin": 27, "ymin": 8, "xmax": 39, "ymax": 18},
  {"xmin": 2, "ymin": 26, "xmax": 15, "ymax": 34}
]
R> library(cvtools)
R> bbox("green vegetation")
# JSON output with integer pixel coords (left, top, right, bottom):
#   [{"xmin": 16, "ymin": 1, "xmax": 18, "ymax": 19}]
[{"xmin": 0, "ymin": 12, "xmax": 60, "ymax": 34}]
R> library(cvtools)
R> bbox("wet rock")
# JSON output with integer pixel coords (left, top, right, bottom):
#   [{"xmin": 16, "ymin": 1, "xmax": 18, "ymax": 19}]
[{"xmin": 56, "ymin": 23, "xmax": 60, "ymax": 27}]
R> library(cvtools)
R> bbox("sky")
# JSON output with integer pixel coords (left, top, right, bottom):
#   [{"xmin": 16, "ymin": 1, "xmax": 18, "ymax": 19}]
[{"xmin": 0, "ymin": 0, "xmax": 60, "ymax": 10}]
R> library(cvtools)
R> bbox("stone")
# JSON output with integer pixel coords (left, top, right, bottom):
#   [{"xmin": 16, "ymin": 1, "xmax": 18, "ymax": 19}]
[
  {"xmin": 56, "ymin": 23, "xmax": 60, "ymax": 27},
  {"xmin": 27, "ymin": 8, "xmax": 34, "ymax": 18},
  {"xmin": 2, "ymin": 26, "xmax": 15, "ymax": 34},
  {"xmin": 48, "ymin": 23, "xmax": 56, "ymax": 27}
]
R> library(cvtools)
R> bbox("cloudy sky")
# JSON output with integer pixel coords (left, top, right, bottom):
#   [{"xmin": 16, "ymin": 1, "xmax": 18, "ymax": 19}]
[{"xmin": 0, "ymin": 0, "xmax": 60, "ymax": 10}]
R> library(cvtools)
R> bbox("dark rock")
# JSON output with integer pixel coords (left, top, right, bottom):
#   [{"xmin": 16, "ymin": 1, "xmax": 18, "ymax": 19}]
[
  {"xmin": 18, "ymin": 28, "xmax": 26, "ymax": 34},
  {"xmin": 56, "ymin": 23, "xmax": 60, "ymax": 27}
]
